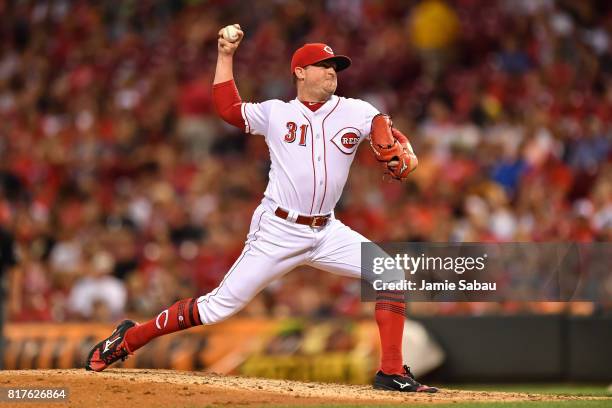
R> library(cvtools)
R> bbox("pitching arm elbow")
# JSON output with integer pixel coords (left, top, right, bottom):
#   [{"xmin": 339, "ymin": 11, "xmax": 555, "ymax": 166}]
[{"xmin": 212, "ymin": 79, "xmax": 245, "ymax": 129}]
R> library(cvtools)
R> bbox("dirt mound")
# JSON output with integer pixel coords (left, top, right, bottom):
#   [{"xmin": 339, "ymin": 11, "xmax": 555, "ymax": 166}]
[{"xmin": 0, "ymin": 369, "xmax": 606, "ymax": 407}]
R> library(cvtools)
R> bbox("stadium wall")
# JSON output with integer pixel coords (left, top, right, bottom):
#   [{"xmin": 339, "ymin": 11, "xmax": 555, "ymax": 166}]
[{"xmin": 2, "ymin": 316, "xmax": 610, "ymax": 382}]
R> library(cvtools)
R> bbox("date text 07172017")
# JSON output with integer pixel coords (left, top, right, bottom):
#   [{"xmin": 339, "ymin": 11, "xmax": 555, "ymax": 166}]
[{"xmin": 0, "ymin": 388, "xmax": 69, "ymax": 402}]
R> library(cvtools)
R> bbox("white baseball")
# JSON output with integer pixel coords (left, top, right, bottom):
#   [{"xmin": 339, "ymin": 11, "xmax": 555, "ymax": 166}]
[{"xmin": 222, "ymin": 25, "xmax": 240, "ymax": 43}]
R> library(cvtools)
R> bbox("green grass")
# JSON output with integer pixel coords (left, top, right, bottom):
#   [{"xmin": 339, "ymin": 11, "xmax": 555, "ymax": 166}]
[
  {"xmin": 271, "ymin": 403, "xmax": 610, "ymax": 408},
  {"xmin": 450, "ymin": 383, "xmax": 612, "ymax": 397}
]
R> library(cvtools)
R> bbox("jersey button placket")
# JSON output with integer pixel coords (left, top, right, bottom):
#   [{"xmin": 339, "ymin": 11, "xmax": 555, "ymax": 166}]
[{"xmin": 312, "ymin": 123, "xmax": 325, "ymax": 214}]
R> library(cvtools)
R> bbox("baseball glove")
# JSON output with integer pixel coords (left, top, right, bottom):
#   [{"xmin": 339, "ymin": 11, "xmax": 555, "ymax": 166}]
[{"xmin": 369, "ymin": 114, "xmax": 418, "ymax": 181}]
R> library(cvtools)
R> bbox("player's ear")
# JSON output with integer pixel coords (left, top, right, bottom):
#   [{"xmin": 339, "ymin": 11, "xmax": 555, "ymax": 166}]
[{"xmin": 294, "ymin": 67, "xmax": 306, "ymax": 81}]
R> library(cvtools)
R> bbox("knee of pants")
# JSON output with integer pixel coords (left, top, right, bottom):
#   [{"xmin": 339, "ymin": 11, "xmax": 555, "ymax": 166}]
[{"xmin": 195, "ymin": 292, "xmax": 250, "ymax": 325}]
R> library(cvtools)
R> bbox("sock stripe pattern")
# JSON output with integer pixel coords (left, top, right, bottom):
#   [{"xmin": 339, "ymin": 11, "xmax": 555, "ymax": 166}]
[
  {"xmin": 376, "ymin": 296, "xmax": 408, "ymax": 304},
  {"xmin": 375, "ymin": 302, "xmax": 407, "ymax": 316},
  {"xmin": 188, "ymin": 297, "xmax": 200, "ymax": 326}
]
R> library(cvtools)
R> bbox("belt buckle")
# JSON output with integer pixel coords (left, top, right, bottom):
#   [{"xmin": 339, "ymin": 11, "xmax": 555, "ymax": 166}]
[{"xmin": 310, "ymin": 216, "xmax": 325, "ymax": 228}]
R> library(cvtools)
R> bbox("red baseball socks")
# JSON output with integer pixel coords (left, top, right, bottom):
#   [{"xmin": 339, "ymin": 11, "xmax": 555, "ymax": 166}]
[
  {"xmin": 124, "ymin": 297, "xmax": 202, "ymax": 352},
  {"xmin": 375, "ymin": 290, "xmax": 406, "ymax": 375}
]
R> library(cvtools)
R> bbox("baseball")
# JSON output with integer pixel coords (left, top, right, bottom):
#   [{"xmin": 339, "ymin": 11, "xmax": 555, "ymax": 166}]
[{"xmin": 222, "ymin": 25, "xmax": 240, "ymax": 42}]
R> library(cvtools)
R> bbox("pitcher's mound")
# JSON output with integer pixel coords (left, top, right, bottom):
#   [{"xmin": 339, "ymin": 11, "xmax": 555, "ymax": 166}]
[{"xmin": 0, "ymin": 369, "xmax": 604, "ymax": 407}]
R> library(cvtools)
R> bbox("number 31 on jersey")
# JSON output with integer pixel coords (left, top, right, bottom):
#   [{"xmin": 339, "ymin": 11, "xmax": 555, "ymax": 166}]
[{"xmin": 284, "ymin": 122, "xmax": 308, "ymax": 146}]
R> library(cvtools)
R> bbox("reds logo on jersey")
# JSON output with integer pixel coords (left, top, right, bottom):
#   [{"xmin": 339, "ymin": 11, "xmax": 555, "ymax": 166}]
[
  {"xmin": 331, "ymin": 127, "xmax": 362, "ymax": 155},
  {"xmin": 341, "ymin": 133, "xmax": 359, "ymax": 148}
]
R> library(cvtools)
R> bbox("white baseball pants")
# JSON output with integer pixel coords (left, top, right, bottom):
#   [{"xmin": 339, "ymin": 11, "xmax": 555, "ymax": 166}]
[{"xmin": 196, "ymin": 200, "xmax": 376, "ymax": 324}]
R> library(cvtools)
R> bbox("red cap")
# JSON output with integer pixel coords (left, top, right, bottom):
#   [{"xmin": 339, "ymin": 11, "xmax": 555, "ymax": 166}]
[{"xmin": 290, "ymin": 43, "xmax": 351, "ymax": 75}]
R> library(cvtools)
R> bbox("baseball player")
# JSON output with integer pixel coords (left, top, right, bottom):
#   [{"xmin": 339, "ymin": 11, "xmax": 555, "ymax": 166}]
[{"xmin": 86, "ymin": 24, "xmax": 437, "ymax": 393}]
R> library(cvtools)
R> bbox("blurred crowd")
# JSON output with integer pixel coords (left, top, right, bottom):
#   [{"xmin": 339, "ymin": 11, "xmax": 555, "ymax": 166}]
[{"xmin": 0, "ymin": 0, "xmax": 610, "ymax": 322}]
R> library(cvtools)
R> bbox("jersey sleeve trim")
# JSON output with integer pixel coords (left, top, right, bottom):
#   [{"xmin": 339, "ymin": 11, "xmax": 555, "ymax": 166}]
[{"xmin": 241, "ymin": 103, "xmax": 251, "ymax": 134}]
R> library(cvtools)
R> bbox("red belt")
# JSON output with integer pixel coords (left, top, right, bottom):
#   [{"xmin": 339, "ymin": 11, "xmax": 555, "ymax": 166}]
[{"xmin": 274, "ymin": 207, "xmax": 331, "ymax": 228}]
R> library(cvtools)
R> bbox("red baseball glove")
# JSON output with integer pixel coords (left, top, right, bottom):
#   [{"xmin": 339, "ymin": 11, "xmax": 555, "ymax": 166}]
[{"xmin": 369, "ymin": 114, "xmax": 418, "ymax": 181}]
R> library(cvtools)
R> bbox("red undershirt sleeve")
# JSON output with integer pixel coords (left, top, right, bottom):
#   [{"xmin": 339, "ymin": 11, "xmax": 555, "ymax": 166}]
[{"xmin": 212, "ymin": 79, "xmax": 245, "ymax": 130}]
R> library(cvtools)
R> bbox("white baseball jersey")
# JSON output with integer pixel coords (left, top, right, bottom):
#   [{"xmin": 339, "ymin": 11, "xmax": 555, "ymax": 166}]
[
  {"xmin": 196, "ymin": 94, "xmax": 401, "ymax": 325},
  {"xmin": 241, "ymin": 95, "xmax": 380, "ymax": 215}
]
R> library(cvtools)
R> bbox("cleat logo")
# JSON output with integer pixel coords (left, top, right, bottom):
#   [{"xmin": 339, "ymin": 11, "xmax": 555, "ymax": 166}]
[
  {"xmin": 393, "ymin": 379, "xmax": 411, "ymax": 389},
  {"xmin": 156, "ymin": 309, "xmax": 169, "ymax": 330},
  {"xmin": 103, "ymin": 336, "xmax": 121, "ymax": 353}
]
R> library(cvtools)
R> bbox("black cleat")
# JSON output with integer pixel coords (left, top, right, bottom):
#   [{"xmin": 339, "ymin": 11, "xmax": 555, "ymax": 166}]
[
  {"xmin": 373, "ymin": 365, "xmax": 438, "ymax": 393},
  {"xmin": 85, "ymin": 320, "xmax": 136, "ymax": 372}
]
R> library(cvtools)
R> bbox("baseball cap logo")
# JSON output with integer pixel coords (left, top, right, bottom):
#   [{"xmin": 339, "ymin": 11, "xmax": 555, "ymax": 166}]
[{"xmin": 290, "ymin": 43, "xmax": 351, "ymax": 74}]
